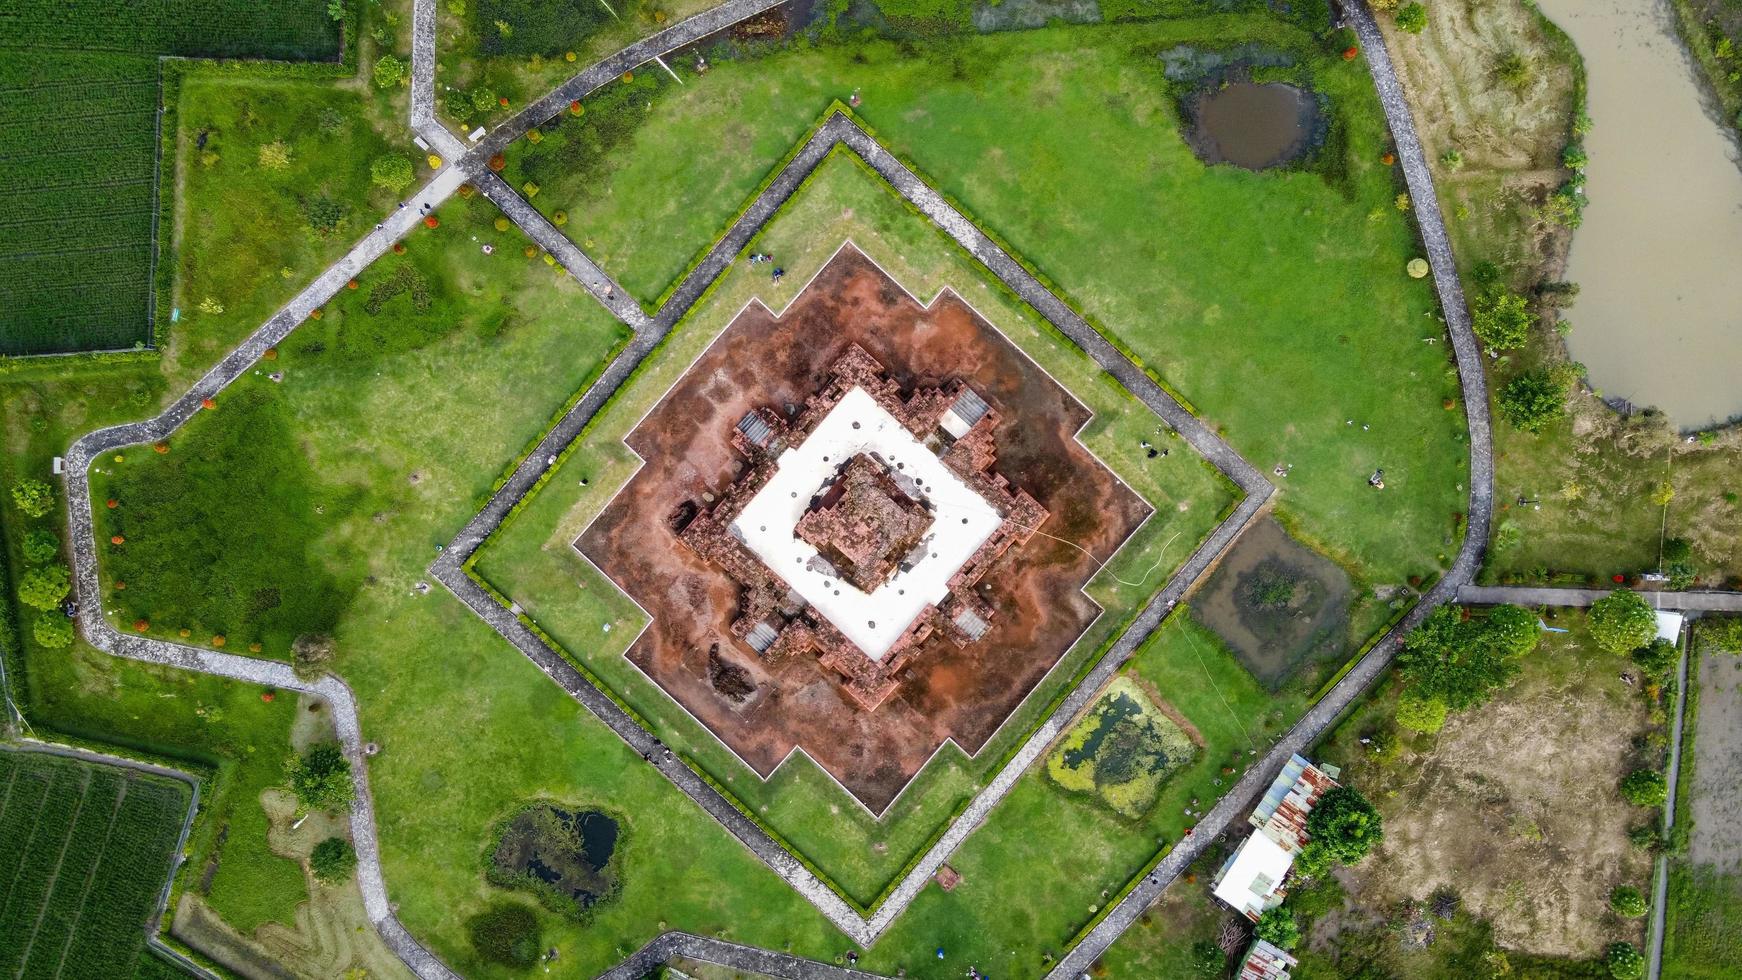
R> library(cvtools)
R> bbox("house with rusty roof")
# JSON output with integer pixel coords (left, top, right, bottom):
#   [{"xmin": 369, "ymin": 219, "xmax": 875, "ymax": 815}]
[
  {"xmin": 1211, "ymin": 754, "xmax": 1341, "ymax": 921},
  {"xmin": 1236, "ymin": 938, "xmax": 1297, "ymax": 979}
]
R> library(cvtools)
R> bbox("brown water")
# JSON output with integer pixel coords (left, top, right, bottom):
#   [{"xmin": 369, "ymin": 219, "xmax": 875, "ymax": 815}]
[
  {"xmin": 1191, "ymin": 82, "xmax": 1317, "ymax": 170},
  {"xmin": 1536, "ymin": 0, "xmax": 1742, "ymax": 428}
]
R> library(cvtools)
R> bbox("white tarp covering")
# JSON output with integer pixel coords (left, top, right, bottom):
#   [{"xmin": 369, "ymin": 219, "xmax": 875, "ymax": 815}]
[
  {"xmin": 733, "ymin": 386, "xmax": 1000, "ymax": 659},
  {"xmin": 1655, "ymin": 609, "xmax": 1684, "ymax": 644}
]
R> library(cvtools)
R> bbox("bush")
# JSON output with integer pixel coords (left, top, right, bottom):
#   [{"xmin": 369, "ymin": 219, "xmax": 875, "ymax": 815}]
[
  {"xmin": 1485, "ymin": 604, "xmax": 1541, "ymax": 657},
  {"xmin": 1399, "ymin": 604, "xmax": 1526, "ymax": 711},
  {"xmin": 287, "ymin": 742, "xmax": 353, "ymax": 811},
  {"xmin": 22, "ymin": 528, "xmax": 61, "ymax": 565},
  {"xmin": 1305, "ymin": 786, "xmax": 1383, "ymax": 864},
  {"xmin": 1254, "ymin": 907, "xmax": 1300, "ymax": 950},
  {"xmin": 11, "ymin": 479, "xmax": 56, "ymax": 518},
  {"xmin": 370, "ymin": 154, "xmax": 415, "ymax": 192},
  {"xmin": 372, "ymin": 54, "xmax": 408, "ymax": 88},
  {"xmin": 1619, "ymin": 769, "xmax": 1667, "ymax": 808},
  {"xmin": 1607, "ymin": 941, "xmax": 1645, "ymax": 979},
  {"xmin": 1395, "ymin": 2, "xmax": 1427, "ymax": 33},
  {"xmin": 467, "ymin": 901, "xmax": 542, "ymax": 966},
  {"xmin": 309, "ymin": 836, "xmax": 357, "ymax": 883},
  {"xmin": 1700, "ymin": 616, "xmax": 1742, "ymax": 654},
  {"xmin": 1472, "ymin": 292, "xmax": 1532, "ymax": 349},
  {"xmin": 1395, "ymin": 687, "xmax": 1448, "ymax": 734},
  {"xmin": 1609, "ymin": 884, "xmax": 1648, "ymax": 918},
  {"xmin": 1498, "ymin": 370, "xmax": 1568, "ymax": 433},
  {"xmin": 1632, "ymin": 639, "xmax": 1677, "ymax": 677},
  {"xmin": 34, "ymin": 615, "xmax": 74, "ymax": 648},
  {"xmin": 18, "ymin": 564, "xmax": 71, "ymax": 611},
  {"xmin": 1589, "ymin": 589, "xmax": 1658, "ymax": 655}
]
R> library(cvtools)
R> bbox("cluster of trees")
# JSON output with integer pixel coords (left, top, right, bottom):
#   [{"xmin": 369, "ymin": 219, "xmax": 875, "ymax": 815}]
[
  {"xmin": 1394, "ymin": 604, "xmax": 1540, "ymax": 734},
  {"xmin": 441, "ymin": 86, "xmax": 500, "ymax": 125},
  {"xmin": 1252, "ymin": 786, "xmax": 1385, "ymax": 952},
  {"xmin": 10, "ymin": 479, "xmax": 73, "ymax": 648}
]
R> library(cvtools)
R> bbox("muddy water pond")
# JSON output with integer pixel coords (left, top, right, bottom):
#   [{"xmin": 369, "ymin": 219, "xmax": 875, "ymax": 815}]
[
  {"xmin": 1191, "ymin": 517, "xmax": 1353, "ymax": 691},
  {"xmin": 1536, "ymin": 0, "xmax": 1742, "ymax": 428},
  {"xmin": 490, "ymin": 804, "xmax": 619, "ymax": 911},
  {"xmin": 1188, "ymin": 82, "xmax": 1321, "ymax": 169}
]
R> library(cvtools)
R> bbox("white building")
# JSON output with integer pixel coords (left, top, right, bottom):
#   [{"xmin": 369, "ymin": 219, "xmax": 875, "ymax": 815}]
[{"xmin": 1211, "ymin": 754, "xmax": 1340, "ymax": 921}]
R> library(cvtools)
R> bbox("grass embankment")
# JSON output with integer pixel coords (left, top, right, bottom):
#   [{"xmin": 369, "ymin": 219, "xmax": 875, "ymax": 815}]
[
  {"xmin": 473, "ymin": 149, "xmax": 1234, "ymax": 910},
  {"xmin": 0, "ymin": 750, "xmax": 192, "ymax": 977},
  {"xmin": 501, "ymin": 14, "xmax": 1469, "ymax": 588}
]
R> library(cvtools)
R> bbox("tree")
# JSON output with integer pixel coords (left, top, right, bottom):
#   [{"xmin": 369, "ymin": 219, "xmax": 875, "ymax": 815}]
[
  {"xmin": 1399, "ymin": 605, "xmax": 1523, "ymax": 711},
  {"xmin": 1306, "ymin": 786, "xmax": 1383, "ymax": 865},
  {"xmin": 373, "ymin": 54, "xmax": 409, "ymax": 89},
  {"xmin": 1606, "ymin": 941, "xmax": 1645, "ymax": 979},
  {"xmin": 1609, "ymin": 885, "xmax": 1647, "ymax": 918},
  {"xmin": 1484, "ymin": 604, "xmax": 1541, "ymax": 657},
  {"xmin": 1395, "ymin": 2, "xmax": 1427, "ymax": 33},
  {"xmin": 301, "ymin": 194, "xmax": 349, "ymax": 237},
  {"xmin": 1395, "ymin": 687, "xmax": 1448, "ymax": 734},
  {"xmin": 286, "ymin": 742, "xmax": 353, "ymax": 811},
  {"xmin": 1254, "ymin": 907, "xmax": 1300, "ymax": 951},
  {"xmin": 1619, "ymin": 769, "xmax": 1667, "ymax": 808},
  {"xmin": 34, "ymin": 615, "xmax": 73, "ymax": 648},
  {"xmin": 310, "ymin": 836, "xmax": 357, "ymax": 883},
  {"xmin": 1472, "ymin": 292, "xmax": 1532, "ymax": 349},
  {"xmin": 370, "ymin": 154, "xmax": 415, "ymax": 192},
  {"xmin": 18, "ymin": 564, "xmax": 71, "ymax": 611},
  {"xmin": 1589, "ymin": 589, "xmax": 1657, "ymax": 655},
  {"xmin": 22, "ymin": 528, "xmax": 61, "ymax": 565},
  {"xmin": 11, "ymin": 479, "xmax": 55, "ymax": 518},
  {"xmin": 1498, "ymin": 370, "xmax": 1567, "ymax": 433},
  {"xmin": 1632, "ymin": 639, "xmax": 1677, "ymax": 677}
]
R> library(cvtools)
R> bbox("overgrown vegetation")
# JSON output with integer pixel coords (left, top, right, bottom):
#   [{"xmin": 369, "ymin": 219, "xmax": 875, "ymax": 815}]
[{"xmin": 1046, "ymin": 678, "xmax": 1199, "ymax": 819}]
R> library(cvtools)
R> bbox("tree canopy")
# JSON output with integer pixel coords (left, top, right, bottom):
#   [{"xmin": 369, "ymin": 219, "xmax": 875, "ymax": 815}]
[
  {"xmin": 1394, "ymin": 688, "xmax": 1448, "ymax": 734},
  {"xmin": 1588, "ymin": 589, "xmax": 1657, "ymax": 655},
  {"xmin": 1607, "ymin": 941, "xmax": 1645, "ymax": 979},
  {"xmin": 1472, "ymin": 292, "xmax": 1532, "ymax": 349},
  {"xmin": 286, "ymin": 742, "xmax": 353, "ymax": 812},
  {"xmin": 310, "ymin": 836, "xmax": 357, "ymax": 883},
  {"xmin": 1395, "ymin": 2, "xmax": 1427, "ymax": 33},
  {"xmin": 11, "ymin": 478, "xmax": 55, "ymax": 518},
  {"xmin": 18, "ymin": 564, "xmax": 71, "ymax": 611},
  {"xmin": 1305, "ymin": 786, "xmax": 1383, "ymax": 867},
  {"xmin": 1498, "ymin": 369, "xmax": 1567, "ymax": 433},
  {"xmin": 33, "ymin": 614, "xmax": 74, "ymax": 648},
  {"xmin": 1398, "ymin": 604, "xmax": 1537, "ymax": 712},
  {"xmin": 22, "ymin": 528, "xmax": 60, "ymax": 565},
  {"xmin": 1619, "ymin": 768, "xmax": 1667, "ymax": 807},
  {"xmin": 1609, "ymin": 885, "xmax": 1647, "ymax": 918},
  {"xmin": 1254, "ymin": 907, "xmax": 1300, "ymax": 951},
  {"xmin": 370, "ymin": 154, "xmax": 414, "ymax": 192}
]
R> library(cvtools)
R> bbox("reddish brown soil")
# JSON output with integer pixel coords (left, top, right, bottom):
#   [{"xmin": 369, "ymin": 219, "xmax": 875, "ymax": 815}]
[{"xmin": 578, "ymin": 247, "xmax": 1148, "ymax": 812}]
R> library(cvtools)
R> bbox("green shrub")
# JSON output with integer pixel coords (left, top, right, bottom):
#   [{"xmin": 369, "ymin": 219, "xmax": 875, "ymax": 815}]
[
  {"xmin": 1700, "ymin": 616, "xmax": 1742, "ymax": 654},
  {"xmin": 1632, "ymin": 639, "xmax": 1677, "ymax": 677},
  {"xmin": 1610, "ymin": 884, "xmax": 1647, "ymax": 917},
  {"xmin": 21, "ymin": 528, "xmax": 61, "ymax": 565},
  {"xmin": 1304, "ymin": 786, "xmax": 1383, "ymax": 865},
  {"xmin": 1589, "ymin": 589, "xmax": 1658, "ymax": 655},
  {"xmin": 1607, "ymin": 941, "xmax": 1645, "ymax": 979},
  {"xmin": 1498, "ymin": 369, "xmax": 1568, "ymax": 433},
  {"xmin": 370, "ymin": 154, "xmax": 414, "ymax": 192},
  {"xmin": 1472, "ymin": 292, "xmax": 1532, "ymax": 349},
  {"xmin": 1395, "ymin": 2, "xmax": 1427, "ymax": 33},
  {"xmin": 309, "ymin": 836, "xmax": 357, "ymax": 883},
  {"xmin": 1619, "ymin": 769, "xmax": 1667, "ymax": 808},
  {"xmin": 1255, "ymin": 907, "xmax": 1300, "ymax": 950},
  {"xmin": 372, "ymin": 54, "xmax": 408, "ymax": 88},
  {"xmin": 11, "ymin": 479, "xmax": 55, "ymax": 518},
  {"xmin": 33, "ymin": 614, "xmax": 74, "ymax": 648},
  {"xmin": 18, "ymin": 564, "xmax": 71, "ymax": 611},
  {"xmin": 466, "ymin": 901, "xmax": 542, "ymax": 966},
  {"xmin": 1395, "ymin": 687, "xmax": 1448, "ymax": 734}
]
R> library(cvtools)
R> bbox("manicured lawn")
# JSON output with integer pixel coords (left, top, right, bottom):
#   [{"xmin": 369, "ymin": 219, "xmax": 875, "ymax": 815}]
[
  {"xmin": 0, "ymin": 750, "xmax": 191, "ymax": 977},
  {"xmin": 503, "ymin": 15, "xmax": 1469, "ymax": 586},
  {"xmin": 473, "ymin": 149, "xmax": 1235, "ymax": 907}
]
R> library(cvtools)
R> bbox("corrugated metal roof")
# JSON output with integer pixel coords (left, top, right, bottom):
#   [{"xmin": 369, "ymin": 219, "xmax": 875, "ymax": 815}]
[
  {"xmin": 953, "ymin": 607, "xmax": 990, "ymax": 640},
  {"xmin": 1237, "ymin": 940, "xmax": 1297, "ymax": 980},
  {"xmin": 737, "ymin": 411, "xmax": 774, "ymax": 448},
  {"xmin": 951, "ymin": 388, "xmax": 990, "ymax": 426},
  {"xmin": 744, "ymin": 621, "xmax": 779, "ymax": 652}
]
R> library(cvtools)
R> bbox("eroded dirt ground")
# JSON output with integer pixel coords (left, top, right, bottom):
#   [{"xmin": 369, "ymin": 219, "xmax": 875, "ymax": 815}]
[
  {"xmin": 1689, "ymin": 650, "xmax": 1742, "ymax": 870},
  {"xmin": 578, "ymin": 247, "xmax": 1149, "ymax": 811},
  {"xmin": 1336, "ymin": 651, "xmax": 1652, "ymax": 957}
]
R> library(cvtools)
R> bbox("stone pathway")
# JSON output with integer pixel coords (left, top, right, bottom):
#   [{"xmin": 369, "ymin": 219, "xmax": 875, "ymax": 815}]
[
  {"xmin": 1459, "ymin": 585, "xmax": 1742, "ymax": 612},
  {"xmin": 40, "ymin": 0, "xmax": 1512, "ymax": 975}
]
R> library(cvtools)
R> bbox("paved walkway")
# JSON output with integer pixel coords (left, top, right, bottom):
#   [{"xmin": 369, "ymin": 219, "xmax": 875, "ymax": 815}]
[{"xmin": 1459, "ymin": 585, "xmax": 1742, "ymax": 612}]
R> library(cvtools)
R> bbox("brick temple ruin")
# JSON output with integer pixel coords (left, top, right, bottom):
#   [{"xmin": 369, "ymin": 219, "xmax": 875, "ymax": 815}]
[{"xmin": 678, "ymin": 345, "xmax": 1049, "ymax": 710}]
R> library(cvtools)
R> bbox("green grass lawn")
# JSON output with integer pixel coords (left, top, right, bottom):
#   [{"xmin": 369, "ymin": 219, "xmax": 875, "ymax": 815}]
[
  {"xmin": 0, "ymin": 750, "xmax": 192, "ymax": 977},
  {"xmin": 503, "ymin": 14, "xmax": 1469, "ymax": 587},
  {"xmin": 849, "ymin": 612, "xmax": 1305, "ymax": 978},
  {"xmin": 1663, "ymin": 863, "xmax": 1742, "ymax": 978},
  {"xmin": 472, "ymin": 148, "xmax": 1236, "ymax": 908}
]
